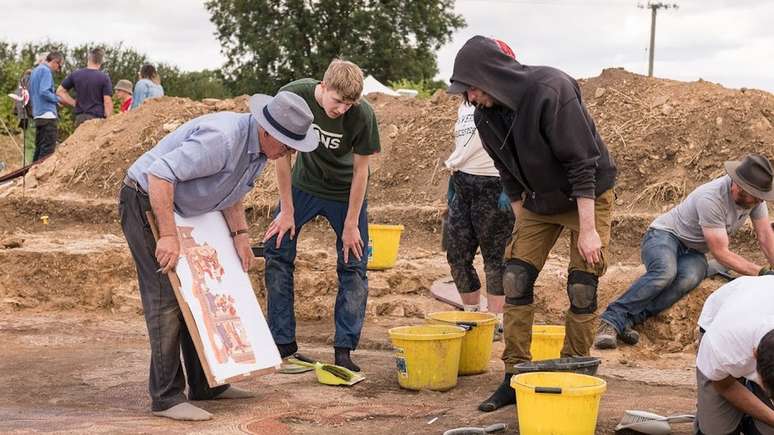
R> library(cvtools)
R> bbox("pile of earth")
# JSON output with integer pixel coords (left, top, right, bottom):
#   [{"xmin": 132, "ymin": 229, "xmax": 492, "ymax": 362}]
[{"xmin": 582, "ymin": 68, "xmax": 774, "ymax": 211}]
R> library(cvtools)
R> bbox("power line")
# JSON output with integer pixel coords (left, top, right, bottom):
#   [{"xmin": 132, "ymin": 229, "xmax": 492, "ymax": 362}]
[{"xmin": 638, "ymin": 1, "xmax": 679, "ymax": 77}]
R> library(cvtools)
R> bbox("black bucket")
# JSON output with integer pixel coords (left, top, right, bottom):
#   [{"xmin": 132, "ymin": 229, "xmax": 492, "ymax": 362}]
[{"xmin": 513, "ymin": 356, "xmax": 601, "ymax": 376}]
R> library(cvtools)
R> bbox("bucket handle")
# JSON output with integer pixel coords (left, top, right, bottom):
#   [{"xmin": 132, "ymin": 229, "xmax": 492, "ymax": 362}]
[
  {"xmin": 456, "ymin": 321, "xmax": 477, "ymax": 331},
  {"xmin": 534, "ymin": 386, "xmax": 562, "ymax": 394},
  {"xmin": 430, "ymin": 317, "xmax": 478, "ymax": 331}
]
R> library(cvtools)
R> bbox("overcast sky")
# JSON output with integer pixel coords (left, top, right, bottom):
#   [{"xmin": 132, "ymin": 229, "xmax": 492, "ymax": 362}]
[{"xmin": 2, "ymin": 0, "xmax": 773, "ymax": 92}]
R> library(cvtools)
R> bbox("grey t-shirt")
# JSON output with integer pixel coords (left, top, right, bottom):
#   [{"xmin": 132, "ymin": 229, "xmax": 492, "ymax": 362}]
[{"xmin": 650, "ymin": 176, "xmax": 768, "ymax": 253}]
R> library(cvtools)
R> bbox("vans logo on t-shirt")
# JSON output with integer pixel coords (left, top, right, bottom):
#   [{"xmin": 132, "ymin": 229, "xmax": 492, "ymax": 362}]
[{"xmin": 313, "ymin": 124, "xmax": 344, "ymax": 149}]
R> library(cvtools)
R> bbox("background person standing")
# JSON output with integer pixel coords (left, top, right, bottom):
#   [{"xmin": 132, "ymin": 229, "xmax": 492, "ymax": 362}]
[
  {"xmin": 28, "ymin": 51, "xmax": 64, "ymax": 161},
  {"xmin": 114, "ymin": 79, "xmax": 133, "ymax": 113},
  {"xmin": 57, "ymin": 47, "xmax": 113, "ymax": 126},
  {"xmin": 131, "ymin": 64, "xmax": 164, "ymax": 109}
]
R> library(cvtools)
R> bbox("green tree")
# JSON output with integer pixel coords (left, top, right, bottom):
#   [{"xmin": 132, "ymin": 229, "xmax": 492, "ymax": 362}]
[
  {"xmin": 205, "ymin": 0, "xmax": 465, "ymax": 95},
  {"xmin": 157, "ymin": 65, "xmax": 232, "ymax": 100}
]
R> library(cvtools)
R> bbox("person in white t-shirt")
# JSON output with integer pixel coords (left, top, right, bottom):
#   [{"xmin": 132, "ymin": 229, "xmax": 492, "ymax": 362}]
[
  {"xmin": 695, "ymin": 276, "xmax": 774, "ymax": 434},
  {"xmin": 443, "ymin": 38, "xmax": 517, "ymax": 335}
]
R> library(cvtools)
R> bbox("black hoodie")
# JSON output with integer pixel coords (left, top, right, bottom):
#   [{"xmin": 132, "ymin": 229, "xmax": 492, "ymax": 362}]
[{"xmin": 450, "ymin": 36, "xmax": 616, "ymax": 215}]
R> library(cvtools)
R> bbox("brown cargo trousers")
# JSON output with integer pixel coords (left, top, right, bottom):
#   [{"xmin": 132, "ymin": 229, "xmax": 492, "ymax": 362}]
[{"xmin": 502, "ymin": 189, "xmax": 613, "ymax": 373}]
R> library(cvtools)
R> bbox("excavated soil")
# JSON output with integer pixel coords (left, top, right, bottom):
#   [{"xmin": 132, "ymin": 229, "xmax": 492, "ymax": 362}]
[{"xmin": 1, "ymin": 68, "xmax": 773, "ymax": 433}]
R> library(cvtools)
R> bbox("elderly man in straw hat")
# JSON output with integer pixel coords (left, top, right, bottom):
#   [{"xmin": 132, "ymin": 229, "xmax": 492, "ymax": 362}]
[
  {"xmin": 596, "ymin": 154, "xmax": 774, "ymax": 350},
  {"xmin": 120, "ymin": 91, "xmax": 318, "ymax": 421}
]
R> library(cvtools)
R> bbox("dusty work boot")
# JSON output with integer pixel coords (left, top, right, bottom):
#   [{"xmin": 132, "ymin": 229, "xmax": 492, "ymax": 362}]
[
  {"xmin": 618, "ymin": 326, "xmax": 640, "ymax": 346},
  {"xmin": 152, "ymin": 402, "xmax": 212, "ymax": 421},
  {"xmin": 478, "ymin": 373, "xmax": 516, "ymax": 412},
  {"xmin": 334, "ymin": 346, "xmax": 361, "ymax": 372},
  {"xmin": 502, "ymin": 304, "xmax": 535, "ymax": 366},
  {"xmin": 593, "ymin": 320, "xmax": 618, "ymax": 350},
  {"xmin": 561, "ymin": 311, "xmax": 597, "ymax": 357},
  {"xmin": 213, "ymin": 385, "xmax": 255, "ymax": 400}
]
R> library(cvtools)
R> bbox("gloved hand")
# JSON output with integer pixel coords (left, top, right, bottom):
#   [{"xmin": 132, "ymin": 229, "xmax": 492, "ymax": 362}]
[
  {"xmin": 446, "ymin": 177, "xmax": 456, "ymax": 207},
  {"xmin": 497, "ymin": 191, "xmax": 511, "ymax": 211},
  {"xmin": 759, "ymin": 267, "xmax": 774, "ymax": 276}
]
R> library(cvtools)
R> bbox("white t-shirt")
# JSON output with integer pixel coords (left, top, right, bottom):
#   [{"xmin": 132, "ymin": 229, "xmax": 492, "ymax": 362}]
[
  {"xmin": 696, "ymin": 276, "xmax": 774, "ymax": 387},
  {"xmin": 444, "ymin": 103, "xmax": 500, "ymax": 177}
]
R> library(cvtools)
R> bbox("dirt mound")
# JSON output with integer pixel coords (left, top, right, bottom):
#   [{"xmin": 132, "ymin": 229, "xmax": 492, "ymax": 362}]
[
  {"xmin": 583, "ymin": 68, "xmax": 774, "ymax": 210},
  {"xmin": 22, "ymin": 96, "xmax": 250, "ymax": 199}
]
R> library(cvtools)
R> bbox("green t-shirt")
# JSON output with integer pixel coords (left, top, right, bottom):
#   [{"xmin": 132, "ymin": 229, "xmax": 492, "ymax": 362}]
[{"xmin": 280, "ymin": 78, "xmax": 381, "ymax": 202}]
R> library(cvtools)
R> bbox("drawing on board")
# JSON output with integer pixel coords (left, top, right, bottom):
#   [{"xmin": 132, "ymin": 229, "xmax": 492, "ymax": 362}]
[
  {"xmin": 171, "ymin": 211, "xmax": 281, "ymax": 385},
  {"xmin": 178, "ymin": 226, "xmax": 256, "ymax": 365}
]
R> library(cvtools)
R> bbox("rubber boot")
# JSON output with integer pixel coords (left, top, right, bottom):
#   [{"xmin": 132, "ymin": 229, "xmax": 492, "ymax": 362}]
[
  {"xmin": 502, "ymin": 304, "xmax": 535, "ymax": 367},
  {"xmin": 561, "ymin": 310, "xmax": 596, "ymax": 357}
]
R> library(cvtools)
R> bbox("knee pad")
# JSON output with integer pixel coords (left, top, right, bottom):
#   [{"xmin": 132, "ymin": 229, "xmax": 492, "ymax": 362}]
[
  {"xmin": 567, "ymin": 270, "xmax": 598, "ymax": 314},
  {"xmin": 503, "ymin": 259, "xmax": 538, "ymax": 305}
]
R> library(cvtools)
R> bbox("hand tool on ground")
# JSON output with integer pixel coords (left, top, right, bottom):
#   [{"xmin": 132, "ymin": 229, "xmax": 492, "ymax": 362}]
[
  {"xmin": 706, "ymin": 259, "xmax": 735, "ymax": 281},
  {"xmin": 443, "ymin": 423, "xmax": 507, "ymax": 435},
  {"xmin": 286, "ymin": 353, "xmax": 365, "ymax": 386},
  {"xmin": 615, "ymin": 410, "xmax": 694, "ymax": 435},
  {"xmin": 277, "ymin": 355, "xmax": 314, "ymax": 374},
  {"xmin": 430, "ymin": 277, "xmax": 489, "ymax": 311}
]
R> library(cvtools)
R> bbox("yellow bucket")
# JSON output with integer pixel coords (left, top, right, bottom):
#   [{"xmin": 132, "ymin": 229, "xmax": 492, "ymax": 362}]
[
  {"xmin": 426, "ymin": 311, "xmax": 497, "ymax": 375},
  {"xmin": 530, "ymin": 325, "xmax": 565, "ymax": 361},
  {"xmin": 512, "ymin": 372, "xmax": 606, "ymax": 435},
  {"xmin": 388, "ymin": 324, "xmax": 465, "ymax": 391},
  {"xmin": 367, "ymin": 224, "xmax": 404, "ymax": 270}
]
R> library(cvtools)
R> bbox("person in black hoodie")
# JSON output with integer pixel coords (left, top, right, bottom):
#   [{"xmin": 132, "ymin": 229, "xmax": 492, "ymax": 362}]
[{"xmin": 448, "ymin": 35, "xmax": 617, "ymax": 412}]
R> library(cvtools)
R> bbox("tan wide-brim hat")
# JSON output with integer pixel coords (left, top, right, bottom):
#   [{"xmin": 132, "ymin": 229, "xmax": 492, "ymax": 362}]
[
  {"xmin": 115, "ymin": 79, "xmax": 133, "ymax": 95},
  {"xmin": 724, "ymin": 153, "xmax": 774, "ymax": 201}
]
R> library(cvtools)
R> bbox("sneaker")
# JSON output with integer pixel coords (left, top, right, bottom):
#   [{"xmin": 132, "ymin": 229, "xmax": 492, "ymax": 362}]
[
  {"xmin": 594, "ymin": 321, "xmax": 618, "ymax": 350},
  {"xmin": 334, "ymin": 346, "xmax": 361, "ymax": 372},
  {"xmin": 277, "ymin": 341, "xmax": 298, "ymax": 359},
  {"xmin": 618, "ymin": 326, "xmax": 640, "ymax": 346}
]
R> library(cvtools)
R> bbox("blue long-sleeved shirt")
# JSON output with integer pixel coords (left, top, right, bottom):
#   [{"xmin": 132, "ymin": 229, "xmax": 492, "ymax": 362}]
[
  {"xmin": 130, "ymin": 78, "xmax": 164, "ymax": 109},
  {"xmin": 29, "ymin": 63, "xmax": 59, "ymax": 118},
  {"xmin": 126, "ymin": 112, "xmax": 267, "ymax": 217}
]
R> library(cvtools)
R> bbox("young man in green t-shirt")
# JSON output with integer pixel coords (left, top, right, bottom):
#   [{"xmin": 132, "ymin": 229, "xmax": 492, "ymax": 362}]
[{"xmin": 263, "ymin": 60, "xmax": 380, "ymax": 371}]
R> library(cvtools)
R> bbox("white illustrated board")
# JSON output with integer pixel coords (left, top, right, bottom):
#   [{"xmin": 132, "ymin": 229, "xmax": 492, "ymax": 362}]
[{"xmin": 170, "ymin": 211, "xmax": 281, "ymax": 386}]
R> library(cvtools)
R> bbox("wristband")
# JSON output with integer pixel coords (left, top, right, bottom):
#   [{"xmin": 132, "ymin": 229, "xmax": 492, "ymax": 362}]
[{"xmin": 230, "ymin": 229, "xmax": 249, "ymax": 238}]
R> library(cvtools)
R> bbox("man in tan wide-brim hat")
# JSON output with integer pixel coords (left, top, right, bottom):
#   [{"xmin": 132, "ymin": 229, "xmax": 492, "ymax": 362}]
[{"xmin": 595, "ymin": 153, "xmax": 774, "ymax": 350}]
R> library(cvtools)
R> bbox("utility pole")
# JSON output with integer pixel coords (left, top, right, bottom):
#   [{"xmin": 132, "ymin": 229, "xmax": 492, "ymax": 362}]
[{"xmin": 638, "ymin": 2, "xmax": 678, "ymax": 77}]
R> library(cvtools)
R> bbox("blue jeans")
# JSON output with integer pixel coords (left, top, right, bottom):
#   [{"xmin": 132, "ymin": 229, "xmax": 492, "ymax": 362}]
[
  {"xmin": 601, "ymin": 228, "xmax": 708, "ymax": 333},
  {"xmin": 264, "ymin": 187, "xmax": 369, "ymax": 350}
]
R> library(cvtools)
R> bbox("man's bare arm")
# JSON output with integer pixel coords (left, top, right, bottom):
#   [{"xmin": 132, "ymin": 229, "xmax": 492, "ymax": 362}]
[
  {"xmin": 55, "ymin": 85, "xmax": 76, "ymax": 107},
  {"xmin": 704, "ymin": 227, "xmax": 763, "ymax": 275},
  {"xmin": 713, "ymin": 376, "xmax": 774, "ymax": 427},
  {"xmin": 147, "ymin": 174, "xmax": 179, "ymax": 272}
]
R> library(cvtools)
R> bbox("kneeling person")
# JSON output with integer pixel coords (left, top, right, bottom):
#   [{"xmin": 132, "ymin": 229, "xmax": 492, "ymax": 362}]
[
  {"xmin": 695, "ymin": 276, "xmax": 774, "ymax": 434},
  {"xmin": 596, "ymin": 154, "xmax": 774, "ymax": 349}
]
